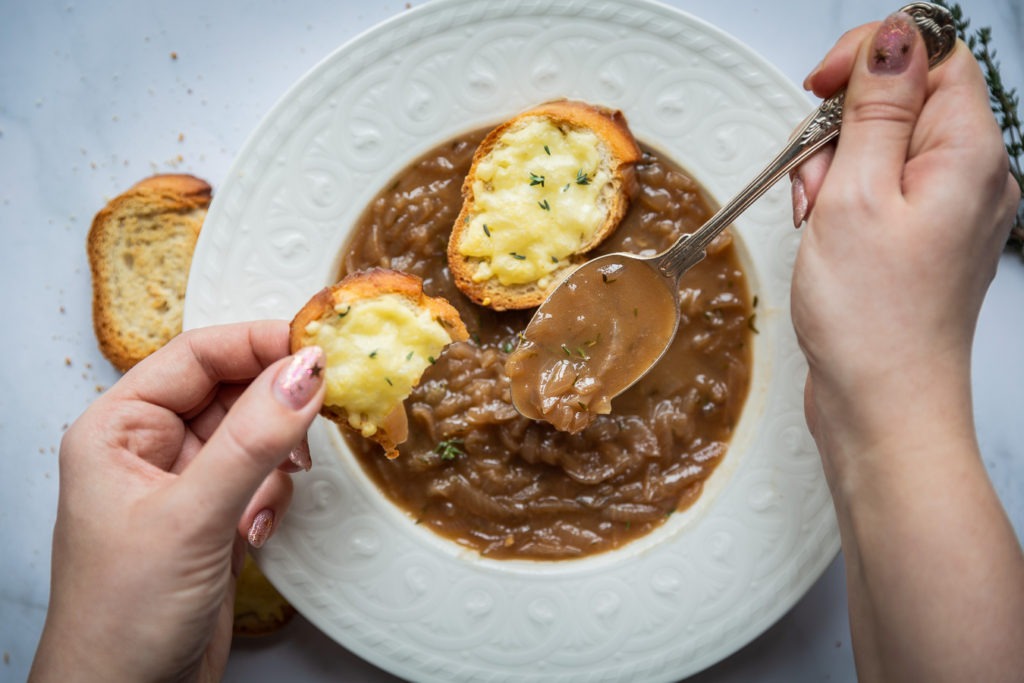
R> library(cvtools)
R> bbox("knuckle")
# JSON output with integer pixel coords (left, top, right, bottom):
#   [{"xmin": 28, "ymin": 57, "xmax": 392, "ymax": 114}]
[
  {"xmin": 218, "ymin": 407, "xmax": 290, "ymax": 467},
  {"xmin": 815, "ymin": 179, "xmax": 877, "ymax": 219},
  {"xmin": 970, "ymin": 134, "xmax": 1015, "ymax": 197},
  {"xmin": 220, "ymin": 414, "xmax": 264, "ymax": 461},
  {"xmin": 57, "ymin": 424, "xmax": 81, "ymax": 470},
  {"xmin": 844, "ymin": 97, "xmax": 919, "ymax": 128},
  {"xmin": 1007, "ymin": 173, "xmax": 1022, "ymax": 206}
]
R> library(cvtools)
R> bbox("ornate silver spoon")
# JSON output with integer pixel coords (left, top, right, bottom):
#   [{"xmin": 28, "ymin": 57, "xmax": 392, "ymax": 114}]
[{"xmin": 507, "ymin": 2, "xmax": 957, "ymax": 431}]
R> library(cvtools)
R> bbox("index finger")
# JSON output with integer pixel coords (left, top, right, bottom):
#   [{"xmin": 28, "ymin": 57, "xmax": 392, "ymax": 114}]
[
  {"xmin": 803, "ymin": 23, "xmax": 879, "ymax": 96},
  {"xmin": 107, "ymin": 320, "xmax": 291, "ymax": 415}
]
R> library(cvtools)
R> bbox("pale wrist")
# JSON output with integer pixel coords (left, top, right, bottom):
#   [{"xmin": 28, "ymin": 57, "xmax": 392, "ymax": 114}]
[
  {"xmin": 30, "ymin": 629, "xmax": 119, "ymax": 683},
  {"xmin": 806, "ymin": 359, "xmax": 979, "ymax": 515},
  {"xmin": 30, "ymin": 609, "xmax": 152, "ymax": 683}
]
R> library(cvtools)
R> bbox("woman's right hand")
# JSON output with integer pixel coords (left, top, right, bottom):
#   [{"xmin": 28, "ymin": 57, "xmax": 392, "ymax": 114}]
[
  {"xmin": 790, "ymin": 14, "xmax": 1018, "ymax": 451},
  {"xmin": 787, "ymin": 13, "xmax": 1023, "ymax": 683}
]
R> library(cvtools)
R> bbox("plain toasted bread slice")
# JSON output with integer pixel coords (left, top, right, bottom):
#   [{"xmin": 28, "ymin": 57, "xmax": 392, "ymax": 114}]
[
  {"xmin": 88, "ymin": 174, "xmax": 211, "ymax": 372},
  {"xmin": 447, "ymin": 100, "xmax": 641, "ymax": 310},
  {"xmin": 290, "ymin": 269, "xmax": 469, "ymax": 458},
  {"xmin": 232, "ymin": 554, "xmax": 296, "ymax": 637}
]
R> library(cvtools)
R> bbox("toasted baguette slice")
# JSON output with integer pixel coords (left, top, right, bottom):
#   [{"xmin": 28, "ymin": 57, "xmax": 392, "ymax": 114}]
[
  {"xmin": 88, "ymin": 174, "xmax": 211, "ymax": 372},
  {"xmin": 232, "ymin": 554, "xmax": 296, "ymax": 637},
  {"xmin": 290, "ymin": 269, "xmax": 469, "ymax": 458},
  {"xmin": 448, "ymin": 100, "xmax": 641, "ymax": 310}
]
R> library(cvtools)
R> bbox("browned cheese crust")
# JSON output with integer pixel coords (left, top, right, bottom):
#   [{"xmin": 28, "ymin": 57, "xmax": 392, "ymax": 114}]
[
  {"xmin": 88, "ymin": 174, "xmax": 212, "ymax": 372},
  {"xmin": 289, "ymin": 268, "xmax": 469, "ymax": 457},
  {"xmin": 447, "ymin": 100, "xmax": 641, "ymax": 310}
]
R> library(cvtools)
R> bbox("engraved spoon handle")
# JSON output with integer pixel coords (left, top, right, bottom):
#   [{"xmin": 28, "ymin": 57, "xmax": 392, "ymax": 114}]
[{"xmin": 657, "ymin": 2, "xmax": 957, "ymax": 279}]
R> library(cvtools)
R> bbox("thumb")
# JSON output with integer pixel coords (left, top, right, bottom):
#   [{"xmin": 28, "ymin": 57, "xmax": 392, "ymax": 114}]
[
  {"xmin": 176, "ymin": 345, "xmax": 325, "ymax": 534},
  {"xmin": 829, "ymin": 11, "xmax": 930, "ymax": 197}
]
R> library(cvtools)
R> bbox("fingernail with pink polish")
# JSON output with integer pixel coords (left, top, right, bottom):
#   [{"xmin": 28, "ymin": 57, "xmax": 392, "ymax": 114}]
[
  {"xmin": 289, "ymin": 440, "xmax": 312, "ymax": 472},
  {"xmin": 869, "ymin": 12, "xmax": 917, "ymax": 74},
  {"xmin": 248, "ymin": 509, "xmax": 274, "ymax": 548},
  {"xmin": 791, "ymin": 174, "xmax": 808, "ymax": 228},
  {"xmin": 275, "ymin": 346, "xmax": 324, "ymax": 410},
  {"xmin": 803, "ymin": 60, "xmax": 823, "ymax": 91}
]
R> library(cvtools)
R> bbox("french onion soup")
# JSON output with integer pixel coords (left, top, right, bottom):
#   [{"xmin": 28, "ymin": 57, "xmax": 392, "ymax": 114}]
[
  {"xmin": 336, "ymin": 128, "xmax": 753, "ymax": 559},
  {"xmin": 505, "ymin": 254, "xmax": 679, "ymax": 434}
]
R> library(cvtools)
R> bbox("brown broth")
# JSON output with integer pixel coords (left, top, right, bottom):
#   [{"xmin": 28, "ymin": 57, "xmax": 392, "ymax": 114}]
[
  {"xmin": 506, "ymin": 254, "xmax": 680, "ymax": 433},
  {"xmin": 337, "ymin": 129, "xmax": 753, "ymax": 560}
]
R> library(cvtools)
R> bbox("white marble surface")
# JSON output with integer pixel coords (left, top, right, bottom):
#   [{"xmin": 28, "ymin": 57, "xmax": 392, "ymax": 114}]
[{"xmin": 1, "ymin": 1, "xmax": 1021, "ymax": 681}]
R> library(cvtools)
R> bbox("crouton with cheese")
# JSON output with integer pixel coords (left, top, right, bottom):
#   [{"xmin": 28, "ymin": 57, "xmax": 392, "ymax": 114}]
[
  {"xmin": 448, "ymin": 100, "xmax": 641, "ymax": 310},
  {"xmin": 290, "ymin": 269, "xmax": 468, "ymax": 458}
]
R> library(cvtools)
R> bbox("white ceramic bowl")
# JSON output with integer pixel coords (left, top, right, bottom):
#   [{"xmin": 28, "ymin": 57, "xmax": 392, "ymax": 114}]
[{"xmin": 184, "ymin": 0, "xmax": 837, "ymax": 680}]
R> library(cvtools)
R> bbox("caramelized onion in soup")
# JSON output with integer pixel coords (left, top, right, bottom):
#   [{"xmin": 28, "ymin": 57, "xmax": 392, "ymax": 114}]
[{"xmin": 337, "ymin": 128, "xmax": 753, "ymax": 560}]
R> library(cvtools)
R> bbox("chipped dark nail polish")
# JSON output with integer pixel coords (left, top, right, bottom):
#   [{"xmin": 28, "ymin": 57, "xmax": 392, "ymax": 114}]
[{"xmin": 869, "ymin": 12, "xmax": 917, "ymax": 74}]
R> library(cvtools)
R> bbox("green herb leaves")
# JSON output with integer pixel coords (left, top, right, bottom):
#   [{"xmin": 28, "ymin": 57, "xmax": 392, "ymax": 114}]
[{"xmin": 435, "ymin": 438, "xmax": 464, "ymax": 461}]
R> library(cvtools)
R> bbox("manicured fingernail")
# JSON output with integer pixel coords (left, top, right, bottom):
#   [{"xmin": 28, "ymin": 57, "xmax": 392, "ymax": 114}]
[
  {"xmin": 802, "ymin": 60, "xmax": 823, "ymax": 91},
  {"xmin": 791, "ymin": 174, "xmax": 808, "ymax": 227},
  {"xmin": 868, "ymin": 12, "xmax": 917, "ymax": 74},
  {"xmin": 274, "ymin": 346, "xmax": 324, "ymax": 410},
  {"xmin": 289, "ymin": 440, "xmax": 312, "ymax": 472},
  {"xmin": 247, "ymin": 509, "xmax": 274, "ymax": 548}
]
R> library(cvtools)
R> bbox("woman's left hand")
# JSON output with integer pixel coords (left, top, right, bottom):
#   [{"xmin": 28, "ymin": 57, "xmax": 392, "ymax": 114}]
[{"xmin": 31, "ymin": 320, "xmax": 324, "ymax": 683}]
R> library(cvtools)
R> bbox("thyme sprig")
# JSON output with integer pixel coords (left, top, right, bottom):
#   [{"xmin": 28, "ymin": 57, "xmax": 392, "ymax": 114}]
[{"xmin": 935, "ymin": 0, "xmax": 1024, "ymax": 254}]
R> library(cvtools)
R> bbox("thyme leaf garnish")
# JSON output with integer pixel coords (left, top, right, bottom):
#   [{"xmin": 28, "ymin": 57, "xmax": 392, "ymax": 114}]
[
  {"xmin": 435, "ymin": 438, "xmax": 465, "ymax": 461},
  {"xmin": 529, "ymin": 172, "xmax": 545, "ymax": 187}
]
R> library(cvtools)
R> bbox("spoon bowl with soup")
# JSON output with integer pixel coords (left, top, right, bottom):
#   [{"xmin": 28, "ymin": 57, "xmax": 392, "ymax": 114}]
[{"xmin": 507, "ymin": 1, "xmax": 957, "ymax": 431}]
